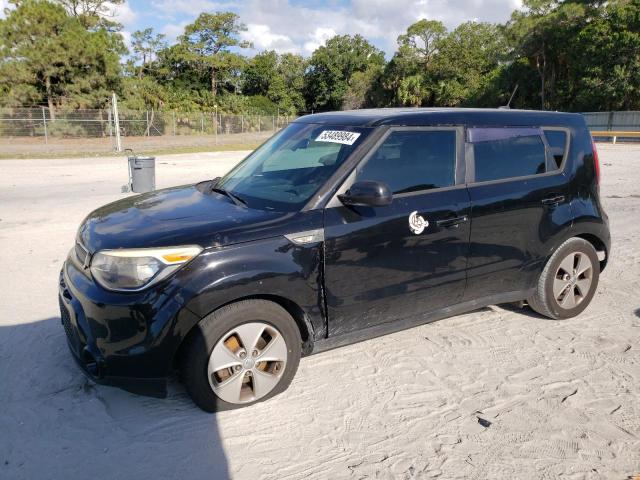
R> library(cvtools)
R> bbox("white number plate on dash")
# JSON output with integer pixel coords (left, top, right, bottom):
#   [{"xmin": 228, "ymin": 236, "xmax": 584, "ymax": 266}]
[{"xmin": 315, "ymin": 130, "xmax": 361, "ymax": 145}]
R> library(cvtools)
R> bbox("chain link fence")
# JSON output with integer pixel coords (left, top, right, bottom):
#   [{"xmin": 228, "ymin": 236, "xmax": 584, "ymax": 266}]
[
  {"xmin": 0, "ymin": 107, "xmax": 296, "ymax": 156},
  {"xmin": 4, "ymin": 108, "xmax": 640, "ymax": 141},
  {"xmin": 2, "ymin": 107, "xmax": 639, "ymax": 157},
  {"xmin": 0, "ymin": 107, "xmax": 295, "ymax": 138}
]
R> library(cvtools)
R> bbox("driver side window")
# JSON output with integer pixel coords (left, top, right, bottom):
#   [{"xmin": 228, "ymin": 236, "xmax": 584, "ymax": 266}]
[{"xmin": 356, "ymin": 129, "xmax": 457, "ymax": 194}]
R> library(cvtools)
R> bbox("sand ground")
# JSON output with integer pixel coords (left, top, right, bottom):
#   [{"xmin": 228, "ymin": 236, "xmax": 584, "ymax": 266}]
[{"xmin": 0, "ymin": 145, "xmax": 639, "ymax": 480}]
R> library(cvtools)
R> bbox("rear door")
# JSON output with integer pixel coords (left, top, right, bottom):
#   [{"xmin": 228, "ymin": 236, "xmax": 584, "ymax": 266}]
[
  {"xmin": 323, "ymin": 127, "xmax": 471, "ymax": 336},
  {"xmin": 463, "ymin": 127, "xmax": 573, "ymax": 300}
]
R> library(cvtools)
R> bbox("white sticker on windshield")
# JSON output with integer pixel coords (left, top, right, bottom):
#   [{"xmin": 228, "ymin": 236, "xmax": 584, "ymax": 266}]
[{"xmin": 315, "ymin": 130, "xmax": 361, "ymax": 145}]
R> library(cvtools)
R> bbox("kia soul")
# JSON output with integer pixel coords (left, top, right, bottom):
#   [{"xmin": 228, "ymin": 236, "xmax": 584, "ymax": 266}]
[{"xmin": 59, "ymin": 108, "xmax": 610, "ymax": 411}]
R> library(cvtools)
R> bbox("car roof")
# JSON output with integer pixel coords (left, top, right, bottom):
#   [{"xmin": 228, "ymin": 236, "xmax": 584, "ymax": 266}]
[{"xmin": 294, "ymin": 108, "xmax": 585, "ymax": 128}]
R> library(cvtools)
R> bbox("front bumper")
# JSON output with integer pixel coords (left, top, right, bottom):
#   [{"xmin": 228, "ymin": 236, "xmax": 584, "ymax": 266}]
[{"xmin": 58, "ymin": 255, "xmax": 201, "ymax": 398}]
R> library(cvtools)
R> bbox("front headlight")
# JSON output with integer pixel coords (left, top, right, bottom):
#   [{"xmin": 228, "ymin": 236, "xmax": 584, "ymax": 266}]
[{"xmin": 90, "ymin": 245, "xmax": 203, "ymax": 292}]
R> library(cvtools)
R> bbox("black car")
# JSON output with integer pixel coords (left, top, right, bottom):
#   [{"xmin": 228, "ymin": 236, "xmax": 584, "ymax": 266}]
[{"xmin": 59, "ymin": 108, "xmax": 610, "ymax": 412}]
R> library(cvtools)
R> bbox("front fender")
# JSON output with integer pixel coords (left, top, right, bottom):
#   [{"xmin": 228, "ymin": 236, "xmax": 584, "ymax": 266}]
[{"xmin": 178, "ymin": 236, "xmax": 326, "ymax": 345}]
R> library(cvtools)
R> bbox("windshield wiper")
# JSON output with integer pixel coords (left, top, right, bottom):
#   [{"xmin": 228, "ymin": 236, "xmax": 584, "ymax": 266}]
[{"xmin": 210, "ymin": 186, "xmax": 247, "ymax": 207}]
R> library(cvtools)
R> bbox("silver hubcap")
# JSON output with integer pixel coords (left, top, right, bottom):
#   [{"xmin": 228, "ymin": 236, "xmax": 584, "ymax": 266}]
[
  {"xmin": 553, "ymin": 251, "xmax": 593, "ymax": 309},
  {"xmin": 207, "ymin": 322, "xmax": 288, "ymax": 404}
]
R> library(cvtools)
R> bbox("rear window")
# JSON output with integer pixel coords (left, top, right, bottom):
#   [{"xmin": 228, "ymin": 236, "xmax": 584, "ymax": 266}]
[
  {"xmin": 543, "ymin": 129, "xmax": 568, "ymax": 168},
  {"xmin": 469, "ymin": 128, "xmax": 547, "ymax": 183}
]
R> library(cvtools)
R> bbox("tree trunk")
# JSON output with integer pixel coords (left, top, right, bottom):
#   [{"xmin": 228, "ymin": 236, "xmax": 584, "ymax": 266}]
[
  {"xmin": 536, "ymin": 50, "xmax": 546, "ymax": 111},
  {"xmin": 549, "ymin": 63, "xmax": 556, "ymax": 110},
  {"xmin": 45, "ymin": 75, "xmax": 56, "ymax": 121},
  {"xmin": 138, "ymin": 53, "xmax": 146, "ymax": 79},
  {"xmin": 211, "ymin": 68, "xmax": 217, "ymax": 97},
  {"xmin": 540, "ymin": 72, "xmax": 545, "ymax": 111}
]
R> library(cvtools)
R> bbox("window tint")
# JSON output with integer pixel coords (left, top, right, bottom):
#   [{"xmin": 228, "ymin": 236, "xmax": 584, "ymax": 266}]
[
  {"xmin": 471, "ymin": 131, "xmax": 547, "ymax": 182},
  {"xmin": 356, "ymin": 130, "xmax": 456, "ymax": 194},
  {"xmin": 543, "ymin": 129, "xmax": 568, "ymax": 168}
]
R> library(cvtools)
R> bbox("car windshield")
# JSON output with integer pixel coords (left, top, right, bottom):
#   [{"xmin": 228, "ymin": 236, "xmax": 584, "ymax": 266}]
[{"xmin": 216, "ymin": 122, "xmax": 371, "ymax": 211}]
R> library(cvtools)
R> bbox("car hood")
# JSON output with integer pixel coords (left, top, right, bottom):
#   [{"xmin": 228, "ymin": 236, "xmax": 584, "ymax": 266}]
[{"xmin": 78, "ymin": 182, "xmax": 310, "ymax": 252}]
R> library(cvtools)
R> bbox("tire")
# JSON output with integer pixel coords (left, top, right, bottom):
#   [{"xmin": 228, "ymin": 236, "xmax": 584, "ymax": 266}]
[
  {"xmin": 528, "ymin": 237, "xmax": 600, "ymax": 320},
  {"xmin": 181, "ymin": 300, "xmax": 302, "ymax": 412}
]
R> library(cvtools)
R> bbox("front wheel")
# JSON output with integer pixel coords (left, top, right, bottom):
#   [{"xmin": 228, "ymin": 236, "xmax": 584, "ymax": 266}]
[
  {"xmin": 528, "ymin": 237, "xmax": 600, "ymax": 319},
  {"xmin": 181, "ymin": 300, "xmax": 302, "ymax": 412}
]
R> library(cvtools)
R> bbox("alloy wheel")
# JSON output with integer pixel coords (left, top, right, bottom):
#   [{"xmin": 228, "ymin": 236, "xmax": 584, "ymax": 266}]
[
  {"xmin": 552, "ymin": 251, "xmax": 594, "ymax": 309},
  {"xmin": 207, "ymin": 322, "xmax": 288, "ymax": 404}
]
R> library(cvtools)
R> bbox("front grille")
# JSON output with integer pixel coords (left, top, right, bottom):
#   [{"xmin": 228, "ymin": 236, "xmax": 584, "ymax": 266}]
[
  {"xmin": 59, "ymin": 297, "xmax": 79, "ymax": 353},
  {"xmin": 75, "ymin": 242, "xmax": 89, "ymax": 267}
]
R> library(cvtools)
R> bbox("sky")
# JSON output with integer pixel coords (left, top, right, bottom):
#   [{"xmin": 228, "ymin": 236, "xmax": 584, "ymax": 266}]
[
  {"xmin": 1, "ymin": 0, "xmax": 524, "ymax": 56},
  {"xmin": 119, "ymin": 0, "xmax": 523, "ymax": 56}
]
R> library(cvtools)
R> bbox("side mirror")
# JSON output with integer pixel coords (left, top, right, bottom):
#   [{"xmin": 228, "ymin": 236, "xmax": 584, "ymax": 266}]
[{"xmin": 338, "ymin": 180, "xmax": 393, "ymax": 207}]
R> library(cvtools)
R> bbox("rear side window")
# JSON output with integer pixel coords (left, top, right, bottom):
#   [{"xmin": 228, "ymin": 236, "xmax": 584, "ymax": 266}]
[
  {"xmin": 543, "ymin": 129, "xmax": 568, "ymax": 169},
  {"xmin": 356, "ymin": 130, "xmax": 457, "ymax": 194},
  {"xmin": 469, "ymin": 128, "xmax": 547, "ymax": 183}
]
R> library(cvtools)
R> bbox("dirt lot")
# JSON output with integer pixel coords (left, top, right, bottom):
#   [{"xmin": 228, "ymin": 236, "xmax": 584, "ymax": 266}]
[
  {"xmin": 0, "ymin": 132, "xmax": 272, "ymax": 158},
  {"xmin": 1, "ymin": 145, "xmax": 639, "ymax": 479}
]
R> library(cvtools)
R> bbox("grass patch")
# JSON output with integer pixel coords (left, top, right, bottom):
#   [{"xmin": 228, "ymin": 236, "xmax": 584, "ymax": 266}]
[{"xmin": 0, "ymin": 143, "xmax": 259, "ymax": 160}]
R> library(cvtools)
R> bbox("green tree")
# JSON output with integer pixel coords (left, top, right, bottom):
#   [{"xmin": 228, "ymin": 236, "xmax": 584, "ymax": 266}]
[
  {"xmin": 2, "ymin": 1, "xmax": 639, "ymax": 115},
  {"xmin": 131, "ymin": 27, "xmax": 166, "ymax": 79},
  {"xmin": 121, "ymin": 76, "xmax": 166, "ymax": 110},
  {"xmin": 179, "ymin": 12, "xmax": 251, "ymax": 97},
  {"xmin": 432, "ymin": 22, "xmax": 507, "ymax": 106},
  {"xmin": 242, "ymin": 51, "xmax": 306, "ymax": 113},
  {"xmin": 342, "ymin": 65, "xmax": 385, "ymax": 110},
  {"xmin": 153, "ymin": 42, "xmax": 208, "ymax": 91},
  {"xmin": 396, "ymin": 75, "xmax": 425, "ymax": 106},
  {"xmin": 500, "ymin": 0, "xmax": 640, "ymax": 111},
  {"xmin": 278, "ymin": 53, "xmax": 307, "ymax": 112},
  {"xmin": 304, "ymin": 34, "xmax": 385, "ymax": 111},
  {"xmin": 397, "ymin": 19, "xmax": 447, "ymax": 70},
  {"xmin": 506, "ymin": 0, "xmax": 567, "ymax": 109},
  {"xmin": 571, "ymin": 0, "xmax": 640, "ymax": 110},
  {"xmin": 503, "ymin": 0, "xmax": 604, "ymax": 110},
  {"xmin": 0, "ymin": 0, "xmax": 125, "ymax": 116},
  {"xmin": 382, "ymin": 19, "xmax": 447, "ymax": 106},
  {"xmin": 242, "ymin": 50, "xmax": 279, "ymax": 97},
  {"xmin": 55, "ymin": 0, "xmax": 125, "ymax": 30}
]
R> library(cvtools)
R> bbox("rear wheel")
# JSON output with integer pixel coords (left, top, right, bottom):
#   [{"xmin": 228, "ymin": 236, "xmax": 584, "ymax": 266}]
[
  {"xmin": 182, "ymin": 300, "xmax": 301, "ymax": 412},
  {"xmin": 528, "ymin": 237, "xmax": 600, "ymax": 319}
]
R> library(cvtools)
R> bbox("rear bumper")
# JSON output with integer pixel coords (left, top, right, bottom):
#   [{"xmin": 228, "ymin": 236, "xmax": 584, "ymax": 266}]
[{"xmin": 58, "ymin": 257, "xmax": 201, "ymax": 398}]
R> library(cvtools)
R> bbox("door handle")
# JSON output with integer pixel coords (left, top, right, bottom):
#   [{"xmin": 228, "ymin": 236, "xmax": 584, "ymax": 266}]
[
  {"xmin": 541, "ymin": 195, "xmax": 565, "ymax": 206},
  {"xmin": 436, "ymin": 216, "xmax": 468, "ymax": 228}
]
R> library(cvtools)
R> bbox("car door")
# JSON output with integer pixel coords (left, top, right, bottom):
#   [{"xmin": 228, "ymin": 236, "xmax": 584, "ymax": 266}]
[
  {"xmin": 323, "ymin": 127, "xmax": 471, "ymax": 336},
  {"xmin": 463, "ymin": 127, "xmax": 573, "ymax": 301}
]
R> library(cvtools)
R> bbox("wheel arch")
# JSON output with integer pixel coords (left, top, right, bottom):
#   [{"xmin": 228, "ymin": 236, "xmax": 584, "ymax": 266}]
[
  {"xmin": 573, "ymin": 232, "xmax": 609, "ymax": 271},
  {"xmin": 173, "ymin": 294, "xmax": 316, "ymax": 371},
  {"xmin": 546, "ymin": 221, "xmax": 610, "ymax": 275}
]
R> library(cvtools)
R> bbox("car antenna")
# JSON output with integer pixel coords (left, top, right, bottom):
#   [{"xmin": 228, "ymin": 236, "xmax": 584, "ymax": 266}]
[{"xmin": 499, "ymin": 84, "xmax": 519, "ymax": 110}]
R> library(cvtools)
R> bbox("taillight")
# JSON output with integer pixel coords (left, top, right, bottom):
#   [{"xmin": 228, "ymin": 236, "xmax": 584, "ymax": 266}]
[{"xmin": 592, "ymin": 139, "xmax": 601, "ymax": 185}]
